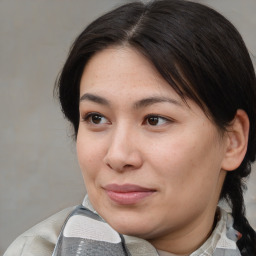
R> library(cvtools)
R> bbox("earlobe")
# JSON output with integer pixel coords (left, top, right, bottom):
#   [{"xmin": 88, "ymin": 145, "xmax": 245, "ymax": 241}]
[{"xmin": 221, "ymin": 109, "xmax": 249, "ymax": 171}]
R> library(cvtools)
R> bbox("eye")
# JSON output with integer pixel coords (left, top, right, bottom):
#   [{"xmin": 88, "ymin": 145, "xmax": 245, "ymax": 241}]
[
  {"xmin": 82, "ymin": 112, "xmax": 109, "ymax": 125},
  {"xmin": 144, "ymin": 115, "xmax": 170, "ymax": 126}
]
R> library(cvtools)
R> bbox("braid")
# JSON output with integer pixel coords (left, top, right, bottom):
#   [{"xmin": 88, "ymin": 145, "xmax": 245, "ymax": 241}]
[{"xmin": 221, "ymin": 162, "xmax": 256, "ymax": 255}]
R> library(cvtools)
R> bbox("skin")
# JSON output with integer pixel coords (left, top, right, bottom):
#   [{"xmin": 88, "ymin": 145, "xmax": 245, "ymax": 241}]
[{"xmin": 76, "ymin": 46, "xmax": 248, "ymax": 254}]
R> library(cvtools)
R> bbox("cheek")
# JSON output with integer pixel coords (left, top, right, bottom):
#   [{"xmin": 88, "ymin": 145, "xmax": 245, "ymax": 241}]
[
  {"xmin": 148, "ymin": 131, "xmax": 222, "ymax": 193},
  {"xmin": 147, "ymin": 135, "xmax": 196, "ymax": 175},
  {"xmin": 76, "ymin": 132, "xmax": 104, "ymax": 178}
]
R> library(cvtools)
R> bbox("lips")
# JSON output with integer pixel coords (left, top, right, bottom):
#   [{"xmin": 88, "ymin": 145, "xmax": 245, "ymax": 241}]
[{"xmin": 104, "ymin": 184, "xmax": 156, "ymax": 205}]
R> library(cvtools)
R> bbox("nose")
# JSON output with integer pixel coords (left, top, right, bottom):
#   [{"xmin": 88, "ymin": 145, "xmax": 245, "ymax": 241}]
[{"xmin": 103, "ymin": 125, "xmax": 143, "ymax": 172}]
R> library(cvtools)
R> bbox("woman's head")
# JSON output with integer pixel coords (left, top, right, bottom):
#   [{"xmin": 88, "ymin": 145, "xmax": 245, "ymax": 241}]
[{"xmin": 55, "ymin": 0, "xmax": 256, "ymax": 253}]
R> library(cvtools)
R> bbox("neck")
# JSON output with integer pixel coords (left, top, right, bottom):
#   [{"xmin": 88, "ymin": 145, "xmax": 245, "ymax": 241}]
[{"xmin": 148, "ymin": 207, "xmax": 218, "ymax": 255}]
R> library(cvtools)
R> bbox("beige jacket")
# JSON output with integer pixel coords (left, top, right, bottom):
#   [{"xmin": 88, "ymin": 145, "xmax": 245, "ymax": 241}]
[{"xmin": 4, "ymin": 207, "xmax": 74, "ymax": 256}]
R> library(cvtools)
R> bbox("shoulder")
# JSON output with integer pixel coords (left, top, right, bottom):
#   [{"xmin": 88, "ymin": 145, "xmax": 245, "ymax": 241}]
[{"xmin": 4, "ymin": 206, "xmax": 75, "ymax": 256}]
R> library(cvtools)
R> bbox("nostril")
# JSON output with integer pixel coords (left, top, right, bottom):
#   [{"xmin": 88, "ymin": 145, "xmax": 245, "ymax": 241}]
[
  {"xmin": 124, "ymin": 164, "xmax": 133, "ymax": 169},
  {"xmin": 106, "ymin": 163, "xmax": 112, "ymax": 169}
]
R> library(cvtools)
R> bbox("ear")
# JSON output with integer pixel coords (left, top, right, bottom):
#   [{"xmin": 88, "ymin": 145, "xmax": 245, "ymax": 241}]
[{"xmin": 221, "ymin": 109, "xmax": 249, "ymax": 171}]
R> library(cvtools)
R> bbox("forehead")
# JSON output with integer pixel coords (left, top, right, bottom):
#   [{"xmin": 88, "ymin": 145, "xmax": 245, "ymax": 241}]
[{"xmin": 80, "ymin": 46, "xmax": 182, "ymax": 102}]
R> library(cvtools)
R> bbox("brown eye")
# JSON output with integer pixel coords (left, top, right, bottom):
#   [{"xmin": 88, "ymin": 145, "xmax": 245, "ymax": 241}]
[
  {"xmin": 147, "ymin": 116, "xmax": 160, "ymax": 126},
  {"xmin": 83, "ymin": 113, "xmax": 109, "ymax": 125},
  {"xmin": 91, "ymin": 114, "xmax": 103, "ymax": 124},
  {"xmin": 145, "ymin": 115, "xmax": 170, "ymax": 126}
]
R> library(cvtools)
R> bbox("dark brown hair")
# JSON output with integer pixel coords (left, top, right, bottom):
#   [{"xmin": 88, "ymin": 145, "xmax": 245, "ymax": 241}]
[{"xmin": 55, "ymin": 0, "xmax": 256, "ymax": 254}]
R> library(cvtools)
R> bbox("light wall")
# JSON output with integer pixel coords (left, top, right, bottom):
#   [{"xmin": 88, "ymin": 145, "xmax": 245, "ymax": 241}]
[{"xmin": 1, "ymin": 0, "xmax": 255, "ymax": 254}]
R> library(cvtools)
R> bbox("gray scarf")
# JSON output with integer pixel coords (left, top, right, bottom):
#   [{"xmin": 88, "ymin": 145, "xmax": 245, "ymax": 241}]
[{"xmin": 52, "ymin": 205, "xmax": 131, "ymax": 256}]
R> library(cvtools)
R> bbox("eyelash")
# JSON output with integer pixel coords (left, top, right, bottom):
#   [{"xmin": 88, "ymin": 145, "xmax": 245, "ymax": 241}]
[
  {"xmin": 82, "ymin": 112, "xmax": 109, "ymax": 125},
  {"xmin": 81, "ymin": 112, "xmax": 173, "ymax": 127}
]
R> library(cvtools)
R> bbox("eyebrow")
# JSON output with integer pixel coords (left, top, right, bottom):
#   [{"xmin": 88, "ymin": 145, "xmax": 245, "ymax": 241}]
[
  {"xmin": 80, "ymin": 93, "xmax": 110, "ymax": 106},
  {"xmin": 80, "ymin": 93, "xmax": 182, "ymax": 108},
  {"xmin": 134, "ymin": 96, "xmax": 182, "ymax": 109}
]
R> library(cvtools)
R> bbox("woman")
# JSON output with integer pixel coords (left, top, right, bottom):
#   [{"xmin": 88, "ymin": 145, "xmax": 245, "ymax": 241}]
[{"xmin": 4, "ymin": 0, "xmax": 256, "ymax": 255}]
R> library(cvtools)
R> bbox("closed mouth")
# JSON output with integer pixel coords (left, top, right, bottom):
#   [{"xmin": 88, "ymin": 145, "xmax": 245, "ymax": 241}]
[{"xmin": 103, "ymin": 183, "xmax": 156, "ymax": 205}]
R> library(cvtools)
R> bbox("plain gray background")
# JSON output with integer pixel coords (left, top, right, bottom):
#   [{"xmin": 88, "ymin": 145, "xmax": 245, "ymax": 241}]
[{"xmin": 1, "ymin": 0, "xmax": 256, "ymax": 254}]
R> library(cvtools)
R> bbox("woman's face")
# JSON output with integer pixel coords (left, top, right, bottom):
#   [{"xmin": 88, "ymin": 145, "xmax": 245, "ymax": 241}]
[{"xmin": 77, "ymin": 47, "xmax": 228, "ymax": 248}]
